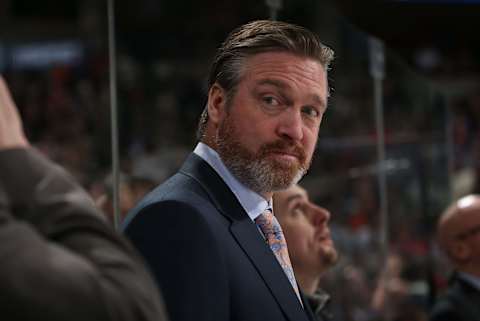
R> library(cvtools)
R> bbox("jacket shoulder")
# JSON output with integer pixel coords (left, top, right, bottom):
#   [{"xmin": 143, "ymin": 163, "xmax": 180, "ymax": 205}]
[
  {"xmin": 430, "ymin": 281, "xmax": 480, "ymax": 321},
  {"xmin": 122, "ymin": 171, "xmax": 216, "ymax": 230}
]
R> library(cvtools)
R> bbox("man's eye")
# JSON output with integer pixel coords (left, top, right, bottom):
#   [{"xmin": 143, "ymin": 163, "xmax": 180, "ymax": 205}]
[
  {"xmin": 292, "ymin": 207, "xmax": 304, "ymax": 216},
  {"xmin": 302, "ymin": 106, "xmax": 320, "ymax": 118},
  {"xmin": 262, "ymin": 96, "xmax": 280, "ymax": 106}
]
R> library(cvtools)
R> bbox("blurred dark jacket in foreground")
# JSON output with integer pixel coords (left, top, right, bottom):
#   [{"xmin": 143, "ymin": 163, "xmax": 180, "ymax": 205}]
[{"xmin": 0, "ymin": 147, "xmax": 168, "ymax": 321}]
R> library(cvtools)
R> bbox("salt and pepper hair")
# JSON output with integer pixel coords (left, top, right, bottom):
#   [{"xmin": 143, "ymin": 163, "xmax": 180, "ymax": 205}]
[{"xmin": 196, "ymin": 19, "xmax": 335, "ymax": 141}]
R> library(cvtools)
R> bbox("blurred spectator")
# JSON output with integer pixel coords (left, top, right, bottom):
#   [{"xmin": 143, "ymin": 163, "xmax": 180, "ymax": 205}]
[
  {"xmin": 372, "ymin": 253, "xmax": 409, "ymax": 315},
  {"xmin": 274, "ymin": 184, "xmax": 339, "ymax": 321},
  {"xmin": 91, "ymin": 173, "xmax": 157, "ymax": 224},
  {"xmin": 413, "ymin": 46, "xmax": 442, "ymax": 74},
  {"xmin": 94, "ymin": 173, "xmax": 135, "ymax": 223},
  {"xmin": 430, "ymin": 195, "xmax": 480, "ymax": 321},
  {"xmin": 372, "ymin": 252, "xmax": 428, "ymax": 321}
]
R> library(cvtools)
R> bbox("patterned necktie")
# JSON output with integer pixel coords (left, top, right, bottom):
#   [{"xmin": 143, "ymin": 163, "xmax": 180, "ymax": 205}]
[{"xmin": 255, "ymin": 210, "xmax": 303, "ymax": 305}]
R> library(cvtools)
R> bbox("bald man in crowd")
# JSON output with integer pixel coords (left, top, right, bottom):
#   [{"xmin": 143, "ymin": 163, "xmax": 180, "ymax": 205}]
[
  {"xmin": 430, "ymin": 194, "xmax": 480, "ymax": 321},
  {"xmin": 273, "ymin": 184, "xmax": 338, "ymax": 321}
]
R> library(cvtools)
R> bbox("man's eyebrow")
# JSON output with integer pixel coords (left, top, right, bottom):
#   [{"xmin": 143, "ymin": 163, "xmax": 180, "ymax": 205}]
[
  {"xmin": 285, "ymin": 194, "xmax": 303, "ymax": 205},
  {"xmin": 311, "ymin": 94, "xmax": 327, "ymax": 110},
  {"xmin": 257, "ymin": 79, "xmax": 327, "ymax": 109}
]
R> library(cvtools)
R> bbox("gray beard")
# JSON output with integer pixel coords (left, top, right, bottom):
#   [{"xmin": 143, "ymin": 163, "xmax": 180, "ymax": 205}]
[
  {"xmin": 219, "ymin": 148, "xmax": 306, "ymax": 195},
  {"xmin": 216, "ymin": 116, "xmax": 308, "ymax": 195}
]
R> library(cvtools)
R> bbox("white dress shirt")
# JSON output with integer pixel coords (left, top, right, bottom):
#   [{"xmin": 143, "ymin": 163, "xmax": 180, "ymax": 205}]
[{"xmin": 458, "ymin": 271, "xmax": 480, "ymax": 291}]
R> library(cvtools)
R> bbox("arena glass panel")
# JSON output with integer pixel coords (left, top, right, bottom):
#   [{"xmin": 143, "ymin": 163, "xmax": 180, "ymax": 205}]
[
  {"xmin": 112, "ymin": 1, "xmax": 453, "ymax": 319},
  {"xmin": 2, "ymin": 1, "xmax": 455, "ymax": 320}
]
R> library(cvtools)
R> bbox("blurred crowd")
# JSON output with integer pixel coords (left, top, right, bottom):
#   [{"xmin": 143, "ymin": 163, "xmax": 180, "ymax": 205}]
[
  {"xmin": 2, "ymin": 9, "xmax": 480, "ymax": 321},
  {"xmin": 3, "ymin": 51, "xmax": 204, "ymax": 222}
]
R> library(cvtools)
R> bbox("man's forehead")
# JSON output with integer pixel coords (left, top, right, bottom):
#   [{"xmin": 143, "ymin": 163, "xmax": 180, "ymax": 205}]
[
  {"xmin": 243, "ymin": 52, "xmax": 327, "ymax": 94},
  {"xmin": 453, "ymin": 195, "xmax": 480, "ymax": 222},
  {"xmin": 441, "ymin": 195, "xmax": 480, "ymax": 235},
  {"xmin": 280, "ymin": 185, "xmax": 308, "ymax": 202}
]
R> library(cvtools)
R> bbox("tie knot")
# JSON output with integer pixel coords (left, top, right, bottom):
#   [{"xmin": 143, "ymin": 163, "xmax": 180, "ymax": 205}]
[{"xmin": 255, "ymin": 210, "xmax": 283, "ymax": 241}]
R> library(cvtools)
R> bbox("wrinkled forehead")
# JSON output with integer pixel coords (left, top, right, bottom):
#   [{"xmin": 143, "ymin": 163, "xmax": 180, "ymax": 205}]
[{"xmin": 242, "ymin": 52, "xmax": 329, "ymax": 95}]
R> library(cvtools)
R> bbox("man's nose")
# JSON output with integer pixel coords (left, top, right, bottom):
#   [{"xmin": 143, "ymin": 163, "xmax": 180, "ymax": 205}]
[
  {"xmin": 277, "ymin": 109, "xmax": 304, "ymax": 142},
  {"xmin": 308, "ymin": 204, "xmax": 330, "ymax": 226}
]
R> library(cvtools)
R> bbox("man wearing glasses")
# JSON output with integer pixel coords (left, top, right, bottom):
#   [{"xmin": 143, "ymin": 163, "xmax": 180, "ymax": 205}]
[{"xmin": 430, "ymin": 194, "xmax": 480, "ymax": 321}]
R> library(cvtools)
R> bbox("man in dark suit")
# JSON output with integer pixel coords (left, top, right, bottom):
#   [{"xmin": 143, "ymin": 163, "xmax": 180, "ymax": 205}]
[
  {"xmin": 430, "ymin": 195, "xmax": 480, "ymax": 321},
  {"xmin": 0, "ymin": 76, "xmax": 168, "ymax": 321},
  {"xmin": 124, "ymin": 20, "xmax": 334, "ymax": 321}
]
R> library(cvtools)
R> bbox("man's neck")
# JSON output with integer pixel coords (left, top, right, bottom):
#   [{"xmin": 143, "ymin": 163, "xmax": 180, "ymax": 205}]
[{"xmin": 296, "ymin": 272, "xmax": 321, "ymax": 296}]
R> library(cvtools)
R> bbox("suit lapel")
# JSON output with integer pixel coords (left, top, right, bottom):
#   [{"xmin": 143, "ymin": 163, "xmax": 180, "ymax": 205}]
[
  {"xmin": 180, "ymin": 153, "xmax": 309, "ymax": 321},
  {"xmin": 230, "ymin": 220, "xmax": 312, "ymax": 321}
]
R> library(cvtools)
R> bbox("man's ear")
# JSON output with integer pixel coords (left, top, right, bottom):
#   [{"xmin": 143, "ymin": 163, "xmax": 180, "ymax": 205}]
[{"xmin": 207, "ymin": 83, "xmax": 227, "ymax": 126}]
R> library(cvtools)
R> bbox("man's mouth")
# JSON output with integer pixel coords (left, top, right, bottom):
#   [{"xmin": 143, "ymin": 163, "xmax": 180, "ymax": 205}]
[
  {"xmin": 269, "ymin": 150, "xmax": 300, "ymax": 161},
  {"xmin": 260, "ymin": 140, "xmax": 306, "ymax": 164}
]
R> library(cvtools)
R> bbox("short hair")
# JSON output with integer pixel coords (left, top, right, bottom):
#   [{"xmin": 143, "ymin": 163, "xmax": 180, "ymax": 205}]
[{"xmin": 196, "ymin": 19, "xmax": 334, "ymax": 140}]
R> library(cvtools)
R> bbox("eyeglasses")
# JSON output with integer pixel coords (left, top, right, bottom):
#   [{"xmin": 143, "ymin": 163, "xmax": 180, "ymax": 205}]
[{"xmin": 456, "ymin": 225, "xmax": 480, "ymax": 240}]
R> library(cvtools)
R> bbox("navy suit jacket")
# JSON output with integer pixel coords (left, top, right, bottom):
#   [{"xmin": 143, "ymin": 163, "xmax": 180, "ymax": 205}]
[
  {"xmin": 430, "ymin": 273, "xmax": 480, "ymax": 321},
  {"xmin": 124, "ymin": 153, "xmax": 314, "ymax": 321}
]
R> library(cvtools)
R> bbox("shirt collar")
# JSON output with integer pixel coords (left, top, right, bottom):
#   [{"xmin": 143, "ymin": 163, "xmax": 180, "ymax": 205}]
[
  {"xmin": 193, "ymin": 142, "xmax": 271, "ymax": 221},
  {"xmin": 458, "ymin": 271, "xmax": 480, "ymax": 291},
  {"xmin": 306, "ymin": 288, "xmax": 332, "ymax": 318}
]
